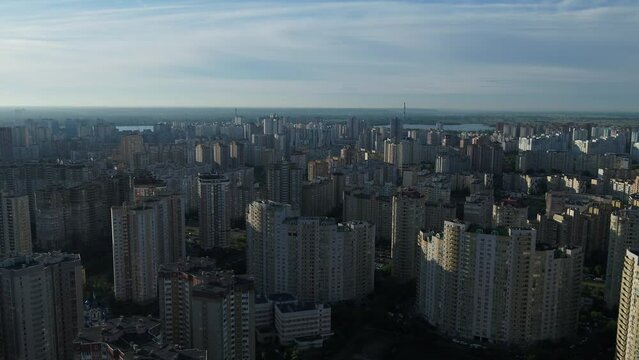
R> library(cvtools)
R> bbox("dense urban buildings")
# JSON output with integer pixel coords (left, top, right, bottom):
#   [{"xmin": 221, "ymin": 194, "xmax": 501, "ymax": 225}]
[
  {"xmin": 2, "ymin": 110, "xmax": 639, "ymax": 358},
  {"xmin": 74, "ymin": 316, "xmax": 207, "ymax": 360},
  {"xmin": 3, "ymin": 0, "xmax": 639, "ymax": 356}
]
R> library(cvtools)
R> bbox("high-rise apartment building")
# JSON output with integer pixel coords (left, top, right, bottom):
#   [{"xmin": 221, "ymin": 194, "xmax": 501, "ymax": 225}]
[
  {"xmin": 118, "ymin": 134, "xmax": 144, "ymax": 170},
  {"xmin": 229, "ymin": 140, "xmax": 247, "ymax": 168},
  {"xmin": 0, "ymin": 193, "xmax": 32, "ymax": 257},
  {"xmin": 301, "ymin": 178, "xmax": 334, "ymax": 216},
  {"xmin": 492, "ymin": 199, "xmax": 528, "ymax": 228},
  {"xmin": 390, "ymin": 116, "xmax": 402, "ymax": 143},
  {"xmin": 341, "ymin": 221, "xmax": 376, "ymax": 300},
  {"xmin": 158, "ymin": 257, "xmax": 217, "ymax": 348},
  {"xmin": 246, "ymin": 200, "xmax": 295, "ymax": 296},
  {"xmin": 34, "ymin": 182, "xmax": 109, "ymax": 250},
  {"xmin": 132, "ymin": 177, "xmax": 168, "ymax": 202},
  {"xmin": 266, "ymin": 161, "xmax": 302, "ymax": 210},
  {"xmin": 198, "ymin": 173, "xmax": 230, "ymax": 249},
  {"xmin": 307, "ymin": 159, "xmax": 330, "ymax": 181},
  {"xmin": 0, "ymin": 127, "xmax": 13, "ymax": 164},
  {"xmin": 343, "ymin": 186, "xmax": 393, "ymax": 242},
  {"xmin": 0, "ymin": 252, "xmax": 83, "ymax": 360},
  {"xmin": 416, "ymin": 222, "xmax": 583, "ymax": 345},
  {"xmin": 614, "ymin": 249, "xmax": 639, "ymax": 360},
  {"xmin": 423, "ymin": 201, "xmax": 457, "ymax": 233},
  {"xmin": 391, "ymin": 189, "xmax": 425, "ymax": 280},
  {"xmin": 213, "ymin": 142, "xmax": 230, "ymax": 170},
  {"xmin": 154, "ymin": 194, "xmax": 186, "ymax": 263},
  {"xmin": 195, "ymin": 143, "xmax": 212, "ymax": 165},
  {"xmin": 224, "ymin": 167, "xmax": 256, "ymax": 225},
  {"xmin": 464, "ymin": 191, "xmax": 494, "ymax": 227},
  {"xmin": 246, "ymin": 200, "xmax": 375, "ymax": 303},
  {"xmin": 111, "ymin": 200, "xmax": 184, "ymax": 303},
  {"xmin": 191, "ymin": 272, "xmax": 255, "ymax": 360},
  {"xmin": 606, "ymin": 208, "xmax": 639, "ymax": 308}
]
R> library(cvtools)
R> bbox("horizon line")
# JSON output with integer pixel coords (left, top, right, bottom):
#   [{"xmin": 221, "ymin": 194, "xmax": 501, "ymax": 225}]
[{"xmin": 1, "ymin": 105, "xmax": 638, "ymax": 116}]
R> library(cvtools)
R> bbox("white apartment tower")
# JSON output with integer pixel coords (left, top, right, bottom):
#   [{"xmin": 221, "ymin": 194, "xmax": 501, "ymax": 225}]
[
  {"xmin": 606, "ymin": 208, "xmax": 639, "ymax": 308},
  {"xmin": 615, "ymin": 249, "xmax": 639, "ymax": 360},
  {"xmin": 417, "ymin": 222, "xmax": 583, "ymax": 345}
]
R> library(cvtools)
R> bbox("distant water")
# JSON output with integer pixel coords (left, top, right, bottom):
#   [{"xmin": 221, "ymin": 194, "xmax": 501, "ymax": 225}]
[
  {"xmin": 116, "ymin": 125, "xmax": 154, "ymax": 132},
  {"xmin": 382, "ymin": 123, "xmax": 493, "ymax": 131}
]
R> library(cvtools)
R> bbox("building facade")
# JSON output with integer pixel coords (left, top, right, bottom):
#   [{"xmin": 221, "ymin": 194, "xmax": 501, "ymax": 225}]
[
  {"xmin": 111, "ymin": 204, "xmax": 160, "ymax": 303},
  {"xmin": 198, "ymin": 173, "xmax": 230, "ymax": 249},
  {"xmin": 416, "ymin": 222, "xmax": 583, "ymax": 345},
  {"xmin": 247, "ymin": 200, "xmax": 375, "ymax": 303},
  {"xmin": 158, "ymin": 257, "xmax": 217, "ymax": 348},
  {"xmin": 606, "ymin": 208, "xmax": 639, "ymax": 308},
  {"xmin": 191, "ymin": 273, "xmax": 255, "ymax": 360},
  {"xmin": 266, "ymin": 161, "xmax": 302, "ymax": 210},
  {"xmin": 0, "ymin": 193, "xmax": 32, "ymax": 257},
  {"xmin": 0, "ymin": 252, "xmax": 83, "ymax": 360},
  {"xmin": 614, "ymin": 249, "xmax": 639, "ymax": 360},
  {"xmin": 391, "ymin": 189, "xmax": 425, "ymax": 280}
]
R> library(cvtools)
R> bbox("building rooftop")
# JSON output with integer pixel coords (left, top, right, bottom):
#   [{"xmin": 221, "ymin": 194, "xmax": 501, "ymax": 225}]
[
  {"xmin": 0, "ymin": 252, "xmax": 81, "ymax": 270},
  {"xmin": 191, "ymin": 272, "xmax": 254, "ymax": 299},
  {"xmin": 158, "ymin": 257, "xmax": 216, "ymax": 275},
  {"xmin": 268, "ymin": 293, "xmax": 296, "ymax": 303},
  {"xmin": 75, "ymin": 316, "xmax": 206, "ymax": 360},
  {"xmin": 276, "ymin": 302, "xmax": 329, "ymax": 314},
  {"xmin": 197, "ymin": 173, "xmax": 229, "ymax": 182}
]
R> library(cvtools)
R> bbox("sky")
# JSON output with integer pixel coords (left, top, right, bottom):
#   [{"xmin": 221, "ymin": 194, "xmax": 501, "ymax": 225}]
[{"xmin": 0, "ymin": 0, "xmax": 638, "ymax": 112}]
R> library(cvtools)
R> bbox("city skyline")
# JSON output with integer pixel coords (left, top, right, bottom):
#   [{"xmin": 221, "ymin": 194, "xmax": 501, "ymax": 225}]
[
  {"xmin": 2, "ymin": 1, "xmax": 639, "ymax": 358},
  {"xmin": 1, "ymin": 0, "xmax": 638, "ymax": 111}
]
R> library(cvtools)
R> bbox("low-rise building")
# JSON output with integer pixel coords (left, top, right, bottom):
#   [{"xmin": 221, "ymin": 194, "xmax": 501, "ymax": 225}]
[
  {"xmin": 275, "ymin": 302, "xmax": 332, "ymax": 349},
  {"xmin": 255, "ymin": 293, "xmax": 332, "ymax": 349}
]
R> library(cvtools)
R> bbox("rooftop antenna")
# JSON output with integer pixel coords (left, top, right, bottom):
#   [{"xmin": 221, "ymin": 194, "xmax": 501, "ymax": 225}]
[{"xmin": 403, "ymin": 102, "xmax": 406, "ymax": 122}]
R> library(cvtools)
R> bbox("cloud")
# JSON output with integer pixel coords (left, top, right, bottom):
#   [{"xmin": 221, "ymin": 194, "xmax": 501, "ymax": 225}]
[{"xmin": 0, "ymin": 0, "xmax": 637, "ymax": 111}]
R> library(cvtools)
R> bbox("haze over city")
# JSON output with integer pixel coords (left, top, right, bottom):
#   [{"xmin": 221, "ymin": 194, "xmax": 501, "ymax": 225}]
[{"xmin": 3, "ymin": 1, "xmax": 639, "ymax": 360}]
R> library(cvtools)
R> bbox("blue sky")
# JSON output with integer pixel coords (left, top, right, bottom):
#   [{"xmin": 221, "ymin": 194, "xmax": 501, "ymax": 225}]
[{"xmin": 0, "ymin": 0, "xmax": 638, "ymax": 111}]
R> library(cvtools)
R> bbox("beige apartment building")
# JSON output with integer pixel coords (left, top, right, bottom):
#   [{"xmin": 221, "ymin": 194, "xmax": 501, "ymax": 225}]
[
  {"xmin": 615, "ymin": 249, "xmax": 639, "ymax": 360},
  {"xmin": 417, "ymin": 222, "xmax": 582, "ymax": 345}
]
